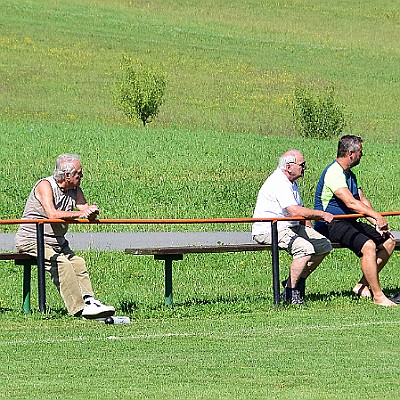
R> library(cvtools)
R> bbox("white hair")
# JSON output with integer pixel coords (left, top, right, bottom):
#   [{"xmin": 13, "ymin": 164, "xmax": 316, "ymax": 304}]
[
  {"xmin": 53, "ymin": 154, "xmax": 81, "ymax": 181},
  {"xmin": 278, "ymin": 150, "xmax": 301, "ymax": 170}
]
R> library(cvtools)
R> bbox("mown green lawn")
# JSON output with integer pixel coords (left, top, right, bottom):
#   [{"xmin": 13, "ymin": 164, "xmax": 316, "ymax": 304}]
[
  {"xmin": 1, "ymin": 1, "xmax": 400, "ymax": 398},
  {"xmin": 2, "ymin": 306, "xmax": 400, "ymax": 399}
]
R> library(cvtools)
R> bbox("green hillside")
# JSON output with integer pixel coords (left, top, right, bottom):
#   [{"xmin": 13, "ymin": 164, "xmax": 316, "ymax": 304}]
[{"xmin": 1, "ymin": 0, "xmax": 399, "ymax": 138}]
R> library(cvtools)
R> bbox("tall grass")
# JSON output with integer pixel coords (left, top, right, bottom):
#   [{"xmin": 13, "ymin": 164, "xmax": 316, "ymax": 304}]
[{"xmin": 2, "ymin": 120, "xmax": 399, "ymax": 230}]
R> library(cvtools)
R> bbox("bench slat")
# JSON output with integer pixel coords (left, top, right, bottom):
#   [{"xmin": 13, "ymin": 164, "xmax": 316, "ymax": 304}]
[
  {"xmin": 0, "ymin": 253, "xmax": 35, "ymax": 261},
  {"xmin": 125, "ymin": 244, "xmax": 276, "ymax": 255},
  {"xmin": 125, "ymin": 233, "xmax": 400, "ymax": 255}
]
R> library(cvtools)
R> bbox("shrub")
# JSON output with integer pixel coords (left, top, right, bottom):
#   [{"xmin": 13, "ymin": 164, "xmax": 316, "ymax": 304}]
[
  {"xmin": 293, "ymin": 85, "xmax": 345, "ymax": 139},
  {"xmin": 115, "ymin": 56, "xmax": 166, "ymax": 126}
]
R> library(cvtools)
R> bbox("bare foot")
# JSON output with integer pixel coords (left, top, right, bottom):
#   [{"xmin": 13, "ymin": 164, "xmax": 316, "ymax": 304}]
[
  {"xmin": 353, "ymin": 283, "xmax": 371, "ymax": 298},
  {"xmin": 373, "ymin": 296, "xmax": 397, "ymax": 307}
]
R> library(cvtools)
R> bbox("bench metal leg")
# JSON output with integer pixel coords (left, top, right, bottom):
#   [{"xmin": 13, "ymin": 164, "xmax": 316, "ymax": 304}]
[
  {"xmin": 154, "ymin": 254, "xmax": 183, "ymax": 306},
  {"xmin": 36, "ymin": 222, "xmax": 47, "ymax": 313},
  {"xmin": 15, "ymin": 258, "xmax": 35, "ymax": 314},
  {"xmin": 22, "ymin": 262, "xmax": 32, "ymax": 314},
  {"xmin": 271, "ymin": 221, "xmax": 280, "ymax": 307}
]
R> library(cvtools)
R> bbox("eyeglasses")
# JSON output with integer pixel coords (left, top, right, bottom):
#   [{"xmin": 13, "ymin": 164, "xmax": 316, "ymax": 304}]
[{"xmin": 289, "ymin": 161, "xmax": 306, "ymax": 169}]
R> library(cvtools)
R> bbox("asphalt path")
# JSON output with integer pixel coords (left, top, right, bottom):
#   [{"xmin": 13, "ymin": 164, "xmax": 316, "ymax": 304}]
[{"xmin": 0, "ymin": 231, "xmax": 255, "ymax": 252}]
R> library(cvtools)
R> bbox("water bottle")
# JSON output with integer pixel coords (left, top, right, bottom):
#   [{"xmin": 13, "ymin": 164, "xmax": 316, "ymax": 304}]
[{"xmin": 104, "ymin": 316, "xmax": 131, "ymax": 325}]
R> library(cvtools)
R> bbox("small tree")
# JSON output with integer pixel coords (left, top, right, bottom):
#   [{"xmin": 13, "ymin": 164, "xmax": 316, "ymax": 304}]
[
  {"xmin": 293, "ymin": 85, "xmax": 345, "ymax": 139},
  {"xmin": 116, "ymin": 56, "xmax": 166, "ymax": 126}
]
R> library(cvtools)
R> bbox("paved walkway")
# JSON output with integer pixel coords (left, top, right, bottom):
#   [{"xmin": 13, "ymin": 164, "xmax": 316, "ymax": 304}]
[{"xmin": 0, "ymin": 231, "xmax": 255, "ymax": 252}]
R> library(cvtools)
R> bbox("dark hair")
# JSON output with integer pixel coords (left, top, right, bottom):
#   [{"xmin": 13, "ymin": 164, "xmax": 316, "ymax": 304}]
[{"xmin": 337, "ymin": 135, "xmax": 363, "ymax": 158}]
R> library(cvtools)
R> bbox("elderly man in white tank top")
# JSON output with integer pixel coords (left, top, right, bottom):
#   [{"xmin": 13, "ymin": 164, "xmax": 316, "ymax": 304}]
[{"xmin": 16, "ymin": 154, "xmax": 115, "ymax": 319}]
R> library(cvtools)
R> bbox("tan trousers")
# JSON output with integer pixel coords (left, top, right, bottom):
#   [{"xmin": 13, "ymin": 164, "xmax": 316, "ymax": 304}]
[
  {"xmin": 254, "ymin": 224, "xmax": 333, "ymax": 259},
  {"xmin": 17, "ymin": 242, "xmax": 94, "ymax": 316}
]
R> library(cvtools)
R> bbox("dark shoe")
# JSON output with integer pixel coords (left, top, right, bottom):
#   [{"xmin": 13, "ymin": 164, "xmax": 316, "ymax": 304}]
[
  {"xmin": 280, "ymin": 286, "xmax": 287, "ymax": 303},
  {"xmin": 389, "ymin": 293, "xmax": 400, "ymax": 304},
  {"xmin": 289, "ymin": 288, "xmax": 305, "ymax": 305},
  {"xmin": 281, "ymin": 287, "xmax": 305, "ymax": 305},
  {"xmin": 281, "ymin": 277, "xmax": 306, "ymax": 299}
]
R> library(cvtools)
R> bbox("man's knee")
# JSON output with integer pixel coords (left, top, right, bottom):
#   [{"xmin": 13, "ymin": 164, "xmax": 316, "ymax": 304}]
[
  {"xmin": 361, "ymin": 239, "xmax": 377, "ymax": 256},
  {"xmin": 51, "ymin": 252, "xmax": 84, "ymax": 268},
  {"xmin": 68, "ymin": 254, "xmax": 87, "ymax": 271},
  {"xmin": 290, "ymin": 240, "xmax": 315, "ymax": 259},
  {"xmin": 381, "ymin": 236, "xmax": 396, "ymax": 254},
  {"xmin": 52, "ymin": 254, "xmax": 88, "ymax": 281},
  {"xmin": 51, "ymin": 253, "xmax": 72, "ymax": 268}
]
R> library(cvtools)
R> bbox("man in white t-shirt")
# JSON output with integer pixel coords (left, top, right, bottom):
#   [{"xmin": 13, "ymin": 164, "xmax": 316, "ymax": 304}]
[{"xmin": 252, "ymin": 150, "xmax": 333, "ymax": 304}]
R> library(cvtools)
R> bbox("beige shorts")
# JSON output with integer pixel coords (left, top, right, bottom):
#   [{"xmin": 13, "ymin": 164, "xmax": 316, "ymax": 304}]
[{"xmin": 254, "ymin": 224, "xmax": 332, "ymax": 259}]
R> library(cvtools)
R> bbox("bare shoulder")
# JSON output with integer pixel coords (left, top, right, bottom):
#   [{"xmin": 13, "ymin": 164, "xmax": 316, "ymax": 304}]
[{"xmin": 35, "ymin": 179, "xmax": 52, "ymax": 193}]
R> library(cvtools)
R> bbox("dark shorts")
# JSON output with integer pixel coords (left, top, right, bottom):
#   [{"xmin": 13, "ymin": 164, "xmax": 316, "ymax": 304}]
[{"xmin": 315, "ymin": 220, "xmax": 389, "ymax": 258}]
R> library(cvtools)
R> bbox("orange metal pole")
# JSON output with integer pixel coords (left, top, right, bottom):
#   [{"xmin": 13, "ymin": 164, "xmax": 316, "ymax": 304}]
[{"xmin": 1, "ymin": 211, "xmax": 400, "ymax": 225}]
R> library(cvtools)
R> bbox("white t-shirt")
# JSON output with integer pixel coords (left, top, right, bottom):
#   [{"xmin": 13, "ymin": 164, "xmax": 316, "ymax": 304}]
[{"xmin": 252, "ymin": 168, "xmax": 303, "ymax": 235}]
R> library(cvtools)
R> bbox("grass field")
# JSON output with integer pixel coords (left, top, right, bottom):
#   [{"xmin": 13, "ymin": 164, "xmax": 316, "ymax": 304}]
[
  {"xmin": 1, "ymin": 1, "xmax": 400, "ymax": 399},
  {"xmin": 2, "ymin": 307, "xmax": 400, "ymax": 399}
]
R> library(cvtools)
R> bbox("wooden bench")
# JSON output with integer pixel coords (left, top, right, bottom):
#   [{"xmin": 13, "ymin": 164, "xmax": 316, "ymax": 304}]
[
  {"xmin": 125, "ymin": 230, "xmax": 400, "ymax": 307},
  {"xmin": 0, "ymin": 253, "xmax": 37, "ymax": 314}
]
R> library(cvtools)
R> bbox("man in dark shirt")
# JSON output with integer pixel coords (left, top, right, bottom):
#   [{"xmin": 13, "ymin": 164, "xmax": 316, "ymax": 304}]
[{"xmin": 314, "ymin": 135, "xmax": 396, "ymax": 306}]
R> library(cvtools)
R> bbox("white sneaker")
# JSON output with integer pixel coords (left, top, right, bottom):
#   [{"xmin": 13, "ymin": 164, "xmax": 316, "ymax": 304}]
[{"xmin": 82, "ymin": 299, "xmax": 115, "ymax": 319}]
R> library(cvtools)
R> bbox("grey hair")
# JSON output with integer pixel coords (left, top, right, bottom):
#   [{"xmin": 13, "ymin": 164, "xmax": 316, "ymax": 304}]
[
  {"xmin": 278, "ymin": 150, "xmax": 301, "ymax": 170},
  {"xmin": 53, "ymin": 154, "xmax": 81, "ymax": 181},
  {"xmin": 337, "ymin": 135, "xmax": 363, "ymax": 158}
]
